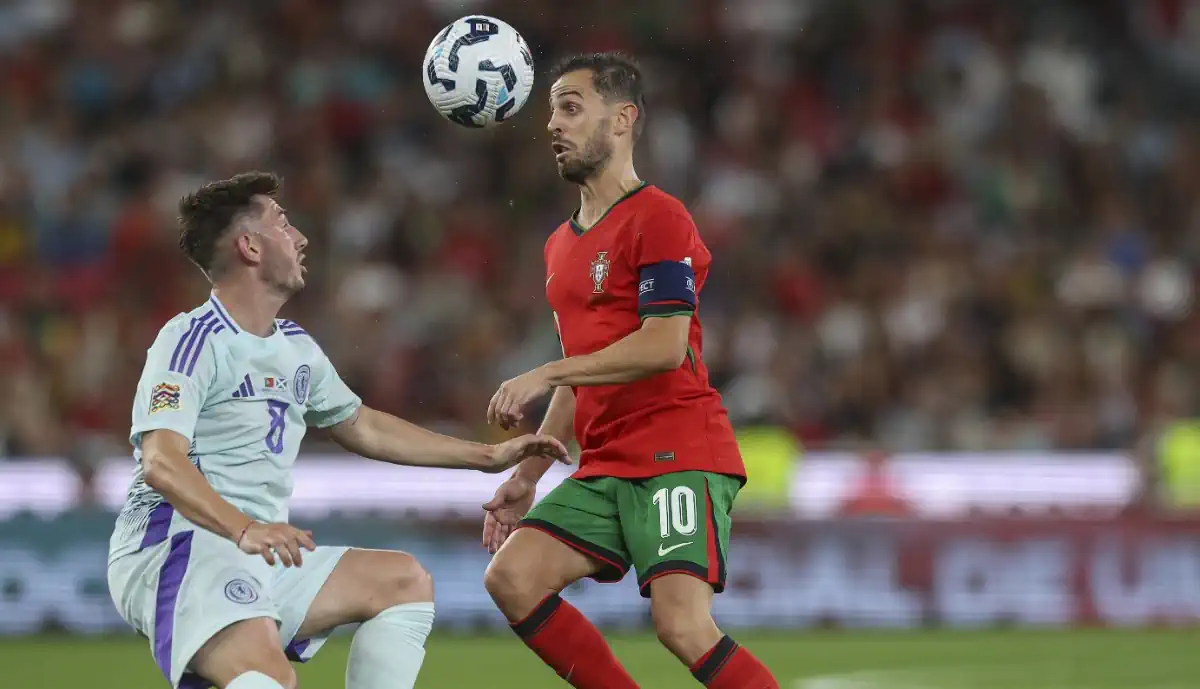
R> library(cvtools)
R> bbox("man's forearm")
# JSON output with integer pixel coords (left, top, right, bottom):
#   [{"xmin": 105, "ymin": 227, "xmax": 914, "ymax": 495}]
[
  {"xmin": 542, "ymin": 324, "xmax": 683, "ymax": 388},
  {"xmin": 334, "ymin": 408, "xmax": 494, "ymax": 470},
  {"xmin": 515, "ymin": 386, "xmax": 575, "ymax": 483},
  {"xmin": 143, "ymin": 450, "xmax": 252, "ymax": 542}
]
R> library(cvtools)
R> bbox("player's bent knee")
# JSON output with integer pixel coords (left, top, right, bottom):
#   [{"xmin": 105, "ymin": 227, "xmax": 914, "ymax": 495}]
[
  {"xmin": 484, "ymin": 546, "xmax": 554, "ymax": 618},
  {"xmin": 360, "ymin": 551, "xmax": 434, "ymax": 616},
  {"xmin": 219, "ymin": 651, "xmax": 297, "ymax": 689},
  {"xmin": 483, "ymin": 552, "xmax": 525, "ymax": 604},
  {"xmin": 653, "ymin": 610, "xmax": 705, "ymax": 651},
  {"xmin": 653, "ymin": 609, "xmax": 721, "ymax": 662},
  {"xmin": 226, "ymin": 669, "xmax": 294, "ymax": 689},
  {"xmin": 485, "ymin": 528, "xmax": 595, "ymax": 608},
  {"xmin": 650, "ymin": 581, "xmax": 721, "ymax": 660},
  {"xmin": 382, "ymin": 551, "xmax": 434, "ymax": 602},
  {"xmin": 191, "ymin": 618, "xmax": 297, "ymax": 689},
  {"xmin": 205, "ymin": 650, "xmax": 297, "ymax": 689}
]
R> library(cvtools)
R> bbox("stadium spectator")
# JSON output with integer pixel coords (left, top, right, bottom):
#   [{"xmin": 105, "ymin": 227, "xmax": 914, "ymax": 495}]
[{"xmin": 0, "ymin": 0, "xmax": 1197, "ymax": 461}]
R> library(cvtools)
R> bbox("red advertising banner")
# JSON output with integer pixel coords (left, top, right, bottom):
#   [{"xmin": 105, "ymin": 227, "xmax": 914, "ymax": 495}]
[{"xmin": 717, "ymin": 516, "xmax": 1200, "ymax": 629}]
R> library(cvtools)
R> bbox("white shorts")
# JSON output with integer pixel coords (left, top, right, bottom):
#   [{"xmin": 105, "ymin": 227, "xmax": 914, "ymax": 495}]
[{"xmin": 107, "ymin": 527, "xmax": 348, "ymax": 688}]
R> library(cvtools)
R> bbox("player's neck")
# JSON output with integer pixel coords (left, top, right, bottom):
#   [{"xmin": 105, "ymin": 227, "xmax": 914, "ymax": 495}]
[
  {"xmin": 210, "ymin": 280, "xmax": 285, "ymax": 338},
  {"xmin": 577, "ymin": 160, "xmax": 640, "ymax": 227}
]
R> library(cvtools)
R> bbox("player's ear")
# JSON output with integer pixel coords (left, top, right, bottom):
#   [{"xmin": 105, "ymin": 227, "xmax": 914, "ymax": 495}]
[
  {"xmin": 615, "ymin": 102, "xmax": 639, "ymax": 138},
  {"xmin": 232, "ymin": 230, "xmax": 261, "ymax": 266}
]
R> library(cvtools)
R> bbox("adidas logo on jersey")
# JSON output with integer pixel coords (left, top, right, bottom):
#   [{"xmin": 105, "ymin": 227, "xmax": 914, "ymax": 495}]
[{"xmin": 231, "ymin": 374, "xmax": 256, "ymax": 399}]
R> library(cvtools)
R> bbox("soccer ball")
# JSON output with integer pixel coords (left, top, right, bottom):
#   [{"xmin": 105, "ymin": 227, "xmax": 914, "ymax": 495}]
[{"xmin": 422, "ymin": 16, "xmax": 535, "ymax": 128}]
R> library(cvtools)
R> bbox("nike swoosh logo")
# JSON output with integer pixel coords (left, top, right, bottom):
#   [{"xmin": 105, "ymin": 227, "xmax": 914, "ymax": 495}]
[
  {"xmin": 658, "ymin": 542, "xmax": 693, "ymax": 557},
  {"xmin": 546, "ymin": 273, "xmax": 555, "ymax": 287}
]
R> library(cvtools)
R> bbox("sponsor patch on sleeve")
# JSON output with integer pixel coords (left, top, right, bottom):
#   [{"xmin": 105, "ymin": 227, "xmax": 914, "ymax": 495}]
[{"xmin": 149, "ymin": 382, "xmax": 182, "ymax": 414}]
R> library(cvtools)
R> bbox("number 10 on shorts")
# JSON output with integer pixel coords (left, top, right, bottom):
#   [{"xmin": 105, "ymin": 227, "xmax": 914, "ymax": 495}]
[{"xmin": 652, "ymin": 486, "xmax": 697, "ymax": 538}]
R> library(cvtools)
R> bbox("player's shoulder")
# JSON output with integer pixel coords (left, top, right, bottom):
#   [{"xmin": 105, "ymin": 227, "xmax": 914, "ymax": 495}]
[
  {"xmin": 149, "ymin": 297, "xmax": 238, "ymax": 373},
  {"xmin": 631, "ymin": 185, "xmax": 693, "ymax": 221},
  {"xmin": 623, "ymin": 185, "xmax": 699, "ymax": 247},
  {"xmin": 155, "ymin": 299, "xmax": 233, "ymax": 340},
  {"xmin": 625, "ymin": 186, "xmax": 697, "ymax": 241},
  {"xmin": 275, "ymin": 318, "xmax": 332, "ymax": 361},
  {"xmin": 275, "ymin": 318, "xmax": 315, "ymax": 343}
]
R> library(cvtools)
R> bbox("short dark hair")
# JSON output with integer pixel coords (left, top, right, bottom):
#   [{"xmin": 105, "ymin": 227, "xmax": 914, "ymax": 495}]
[
  {"xmin": 550, "ymin": 52, "xmax": 647, "ymax": 141},
  {"xmin": 177, "ymin": 171, "xmax": 280, "ymax": 277}
]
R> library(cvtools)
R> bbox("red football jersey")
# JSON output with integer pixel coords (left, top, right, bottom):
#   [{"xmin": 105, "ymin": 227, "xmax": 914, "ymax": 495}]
[{"xmin": 544, "ymin": 183, "xmax": 746, "ymax": 481}]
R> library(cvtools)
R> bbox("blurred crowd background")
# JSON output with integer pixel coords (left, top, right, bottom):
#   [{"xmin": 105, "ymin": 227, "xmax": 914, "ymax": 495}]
[{"xmin": 1, "ymin": 0, "xmax": 1199, "ymax": 461}]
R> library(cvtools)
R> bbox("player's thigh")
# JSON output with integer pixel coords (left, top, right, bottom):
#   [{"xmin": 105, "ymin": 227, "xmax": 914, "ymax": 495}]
[
  {"xmin": 511, "ymin": 477, "xmax": 632, "ymax": 583},
  {"xmin": 110, "ymin": 529, "xmax": 282, "ymax": 687},
  {"xmin": 485, "ymin": 526, "xmax": 609, "ymax": 622},
  {"xmin": 618, "ymin": 471, "xmax": 740, "ymax": 598},
  {"xmin": 190, "ymin": 617, "xmax": 295, "ymax": 689},
  {"xmin": 290, "ymin": 547, "xmax": 432, "ymax": 640}
]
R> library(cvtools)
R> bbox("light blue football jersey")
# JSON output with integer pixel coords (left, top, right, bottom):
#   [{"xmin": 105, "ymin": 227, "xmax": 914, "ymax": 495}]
[{"xmin": 109, "ymin": 294, "xmax": 361, "ymax": 562}]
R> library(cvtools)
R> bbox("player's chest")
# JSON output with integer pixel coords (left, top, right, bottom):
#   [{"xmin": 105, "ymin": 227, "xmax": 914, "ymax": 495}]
[
  {"xmin": 546, "ymin": 229, "xmax": 637, "ymax": 312},
  {"xmin": 213, "ymin": 347, "xmax": 315, "ymax": 413}
]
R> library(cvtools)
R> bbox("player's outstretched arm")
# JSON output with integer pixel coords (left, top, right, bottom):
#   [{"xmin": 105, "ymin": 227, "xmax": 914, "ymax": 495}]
[
  {"xmin": 487, "ymin": 315, "xmax": 689, "ymax": 428},
  {"xmin": 329, "ymin": 405, "xmax": 571, "ymax": 473}
]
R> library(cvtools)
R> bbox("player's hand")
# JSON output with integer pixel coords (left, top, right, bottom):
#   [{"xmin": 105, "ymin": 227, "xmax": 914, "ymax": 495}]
[
  {"xmin": 482, "ymin": 475, "xmax": 539, "ymax": 553},
  {"xmin": 483, "ymin": 434, "xmax": 571, "ymax": 474},
  {"xmin": 488, "ymin": 368, "xmax": 553, "ymax": 429},
  {"xmin": 237, "ymin": 521, "xmax": 316, "ymax": 568}
]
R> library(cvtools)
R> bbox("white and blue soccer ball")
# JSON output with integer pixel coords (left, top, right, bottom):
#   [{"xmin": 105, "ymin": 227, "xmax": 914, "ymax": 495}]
[{"xmin": 422, "ymin": 15, "xmax": 535, "ymax": 128}]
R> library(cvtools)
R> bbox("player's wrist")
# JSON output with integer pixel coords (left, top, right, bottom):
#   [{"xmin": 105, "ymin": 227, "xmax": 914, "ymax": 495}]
[
  {"xmin": 230, "ymin": 516, "xmax": 256, "ymax": 545},
  {"xmin": 475, "ymin": 443, "xmax": 499, "ymax": 470},
  {"xmin": 512, "ymin": 461, "xmax": 548, "ymax": 484},
  {"xmin": 539, "ymin": 360, "xmax": 567, "ymax": 388}
]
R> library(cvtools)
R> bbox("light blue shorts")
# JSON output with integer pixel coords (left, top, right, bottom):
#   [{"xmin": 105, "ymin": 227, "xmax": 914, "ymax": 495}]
[{"xmin": 107, "ymin": 527, "xmax": 347, "ymax": 688}]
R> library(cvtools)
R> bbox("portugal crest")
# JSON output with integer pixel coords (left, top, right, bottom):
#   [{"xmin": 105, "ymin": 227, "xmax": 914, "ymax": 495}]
[{"xmin": 590, "ymin": 251, "xmax": 611, "ymax": 294}]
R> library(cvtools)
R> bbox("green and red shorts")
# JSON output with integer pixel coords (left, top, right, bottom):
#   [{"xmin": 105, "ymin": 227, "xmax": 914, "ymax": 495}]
[{"xmin": 517, "ymin": 470, "xmax": 741, "ymax": 598}]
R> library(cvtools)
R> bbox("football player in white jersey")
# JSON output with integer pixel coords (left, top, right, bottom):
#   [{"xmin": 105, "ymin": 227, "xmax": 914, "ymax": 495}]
[{"xmin": 107, "ymin": 172, "xmax": 569, "ymax": 689}]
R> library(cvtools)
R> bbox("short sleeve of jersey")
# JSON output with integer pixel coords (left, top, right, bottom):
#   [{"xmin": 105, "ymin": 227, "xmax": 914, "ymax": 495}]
[
  {"xmin": 632, "ymin": 209, "xmax": 702, "ymax": 319},
  {"xmin": 304, "ymin": 347, "xmax": 362, "ymax": 428},
  {"xmin": 130, "ymin": 317, "xmax": 219, "ymax": 447}
]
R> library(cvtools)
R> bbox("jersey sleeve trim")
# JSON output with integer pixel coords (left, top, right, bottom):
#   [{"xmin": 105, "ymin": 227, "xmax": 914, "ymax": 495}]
[
  {"xmin": 640, "ymin": 305, "xmax": 695, "ymax": 319},
  {"xmin": 310, "ymin": 399, "xmax": 361, "ymax": 429},
  {"xmin": 168, "ymin": 311, "xmax": 226, "ymax": 377}
]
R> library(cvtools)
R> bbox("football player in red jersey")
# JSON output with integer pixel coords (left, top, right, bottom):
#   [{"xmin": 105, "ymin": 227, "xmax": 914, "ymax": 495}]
[{"xmin": 482, "ymin": 53, "xmax": 779, "ymax": 689}]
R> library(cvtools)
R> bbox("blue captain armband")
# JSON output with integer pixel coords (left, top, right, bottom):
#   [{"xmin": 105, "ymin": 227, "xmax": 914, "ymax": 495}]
[{"xmin": 638, "ymin": 260, "xmax": 697, "ymax": 318}]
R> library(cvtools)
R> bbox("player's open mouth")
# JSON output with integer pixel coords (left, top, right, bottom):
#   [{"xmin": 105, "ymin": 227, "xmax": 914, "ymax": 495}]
[{"xmin": 552, "ymin": 142, "xmax": 569, "ymax": 160}]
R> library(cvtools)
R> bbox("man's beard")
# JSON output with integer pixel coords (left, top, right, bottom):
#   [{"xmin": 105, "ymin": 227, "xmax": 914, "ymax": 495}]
[
  {"xmin": 559, "ymin": 124, "xmax": 613, "ymax": 184},
  {"xmin": 263, "ymin": 252, "xmax": 303, "ymax": 297}
]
